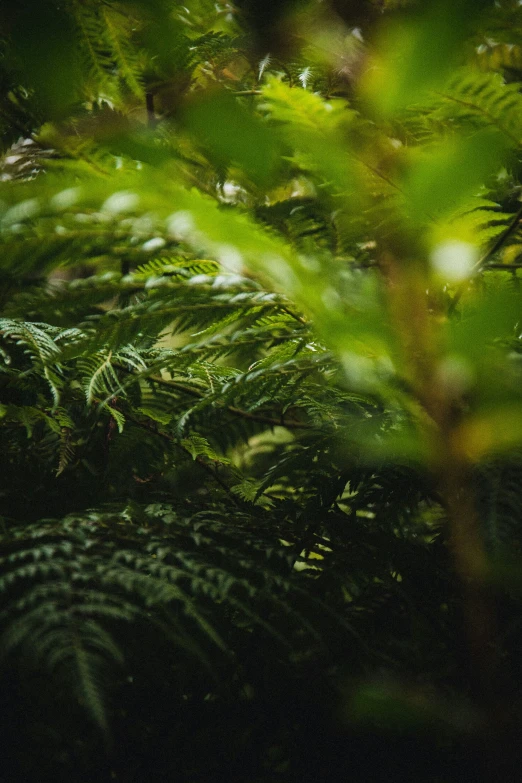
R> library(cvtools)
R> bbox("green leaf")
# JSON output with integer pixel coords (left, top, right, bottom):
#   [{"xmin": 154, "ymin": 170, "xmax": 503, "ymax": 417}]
[
  {"xmin": 363, "ymin": 0, "xmax": 493, "ymax": 116},
  {"xmin": 183, "ymin": 89, "xmax": 282, "ymax": 185},
  {"xmin": 403, "ymin": 128, "xmax": 508, "ymax": 224}
]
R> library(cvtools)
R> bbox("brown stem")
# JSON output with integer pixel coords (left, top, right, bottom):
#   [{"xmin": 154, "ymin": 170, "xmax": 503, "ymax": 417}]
[
  {"xmin": 383, "ymin": 253, "xmax": 500, "ymax": 710},
  {"xmin": 439, "ymin": 442, "xmax": 499, "ymax": 709}
]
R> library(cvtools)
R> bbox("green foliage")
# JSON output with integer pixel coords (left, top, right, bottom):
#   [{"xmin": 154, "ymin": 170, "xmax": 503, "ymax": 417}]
[
  {"xmin": 3, "ymin": 2, "xmax": 522, "ymax": 781},
  {"xmin": 0, "ymin": 504, "xmax": 321, "ymax": 731}
]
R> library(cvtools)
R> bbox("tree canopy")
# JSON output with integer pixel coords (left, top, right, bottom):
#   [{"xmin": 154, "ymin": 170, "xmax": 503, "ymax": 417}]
[{"xmin": 2, "ymin": 1, "xmax": 522, "ymax": 781}]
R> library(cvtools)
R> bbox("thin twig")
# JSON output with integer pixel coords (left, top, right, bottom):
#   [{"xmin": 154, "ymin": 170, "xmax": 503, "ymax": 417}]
[
  {"xmin": 280, "ymin": 305, "xmax": 308, "ymax": 325},
  {"xmin": 484, "ymin": 262, "xmax": 522, "ymax": 269}
]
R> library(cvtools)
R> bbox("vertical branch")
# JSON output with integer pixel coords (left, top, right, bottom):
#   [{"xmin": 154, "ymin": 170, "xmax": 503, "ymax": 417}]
[
  {"xmin": 382, "ymin": 252, "xmax": 499, "ymax": 710},
  {"xmin": 438, "ymin": 453, "xmax": 498, "ymax": 706}
]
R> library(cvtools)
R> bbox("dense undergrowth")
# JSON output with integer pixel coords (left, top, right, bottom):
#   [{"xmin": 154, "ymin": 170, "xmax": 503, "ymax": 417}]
[{"xmin": 2, "ymin": 1, "xmax": 522, "ymax": 780}]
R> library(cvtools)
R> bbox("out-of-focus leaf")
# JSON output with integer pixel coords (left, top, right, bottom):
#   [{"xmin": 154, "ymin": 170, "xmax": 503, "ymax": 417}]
[
  {"xmin": 403, "ymin": 129, "xmax": 507, "ymax": 224},
  {"xmin": 182, "ymin": 90, "xmax": 282, "ymax": 185},
  {"xmin": 7, "ymin": 3, "xmax": 82, "ymax": 118},
  {"xmin": 345, "ymin": 678, "xmax": 481, "ymax": 736},
  {"xmin": 448, "ymin": 288, "xmax": 521, "ymax": 361},
  {"xmin": 455, "ymin": 405, "xmax": 522, "ymax": 459},
  {"xmin": 362, "ymin": 0, "xmax": 493, "ymax": 116}
]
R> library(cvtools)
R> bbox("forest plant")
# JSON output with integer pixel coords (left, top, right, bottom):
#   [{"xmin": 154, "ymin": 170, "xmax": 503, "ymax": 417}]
[{"xmin": 2, "ymin": 1, "xmax": 522, "ymax": 781}]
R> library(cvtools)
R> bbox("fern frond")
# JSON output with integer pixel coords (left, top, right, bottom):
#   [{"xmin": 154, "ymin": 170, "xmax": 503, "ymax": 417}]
[
  {"xmin": 435, "ymin": 68, "xmax": 522, "ymax": 145},
  {"xmin": 100, "ymin": 4, "xmax": 144, "ymax": 99},
  {"xmin": 0, "ymin": 502, "xmax": 335, "ymax": 735}
]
